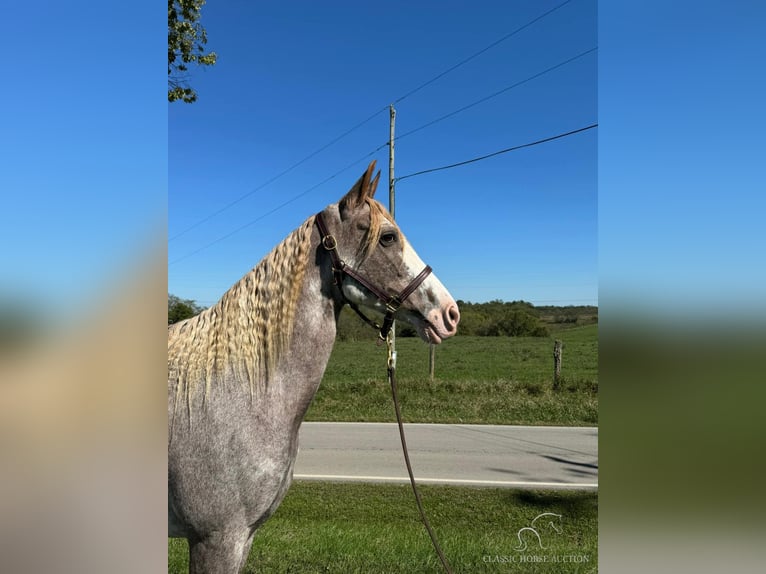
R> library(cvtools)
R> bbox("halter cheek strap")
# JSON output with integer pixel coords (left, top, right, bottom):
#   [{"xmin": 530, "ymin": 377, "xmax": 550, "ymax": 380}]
[{"xmin": 315, "ymin": 211, "xmax": 432, "ymax": 341}]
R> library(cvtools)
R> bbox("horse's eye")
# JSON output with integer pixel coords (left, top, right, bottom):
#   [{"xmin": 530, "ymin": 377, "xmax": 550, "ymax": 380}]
[{"xmin": 380, "ymin": 232, "xmax": 398, "ymax": 246}]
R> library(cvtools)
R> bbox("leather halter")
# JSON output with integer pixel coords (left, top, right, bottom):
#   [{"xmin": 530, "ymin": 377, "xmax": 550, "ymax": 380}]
[{"xmin": 315, "ymin": 211, "xmax": 432, "ymax": 341}]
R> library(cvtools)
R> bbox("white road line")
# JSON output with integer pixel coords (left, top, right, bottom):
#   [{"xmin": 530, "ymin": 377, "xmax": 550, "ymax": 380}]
[
  {"xmin": 302, "ymin": 422, "xmax": 599, "ymax": 430},
  {"xmin": 294, "ymin": 473, "xmax": 598, "ymax": 488}
]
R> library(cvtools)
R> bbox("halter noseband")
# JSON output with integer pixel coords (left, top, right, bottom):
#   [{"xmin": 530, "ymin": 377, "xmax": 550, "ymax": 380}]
[{"xmin": 315, "ymin": 211, "xmax": 432, "ymax": 342}]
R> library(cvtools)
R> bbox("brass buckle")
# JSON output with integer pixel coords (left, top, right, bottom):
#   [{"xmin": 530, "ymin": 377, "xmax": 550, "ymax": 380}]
[{"xmin": 385, "ymin": 297, "xmax": 401, "ymax": 314}]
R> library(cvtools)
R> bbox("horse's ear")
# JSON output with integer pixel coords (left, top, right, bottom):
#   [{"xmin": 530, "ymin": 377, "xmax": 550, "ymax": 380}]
[
  {"xmin": 368, "ymin": 170, "xmax": 380, "ymax": 199},
  {"xmin": 339, "ymin": 161, "xmax": 378, "ymax": 218}
]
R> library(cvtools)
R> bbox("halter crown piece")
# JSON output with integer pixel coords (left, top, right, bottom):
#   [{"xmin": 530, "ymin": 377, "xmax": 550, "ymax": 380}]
[{"xmin": 314, "ymin": 212, "xmax": 432, "ymax": 342}]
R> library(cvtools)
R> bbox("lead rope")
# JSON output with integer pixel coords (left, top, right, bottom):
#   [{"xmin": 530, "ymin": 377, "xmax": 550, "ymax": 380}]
[{"xmin": 386, "ymin": 334, "xmax": 454, "ymax": 574}]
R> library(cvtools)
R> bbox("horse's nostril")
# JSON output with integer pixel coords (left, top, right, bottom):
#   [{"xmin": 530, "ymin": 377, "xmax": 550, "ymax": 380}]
[{"xmin": 446, "ymin": 304, "xmax": 460, "ymax": 330}]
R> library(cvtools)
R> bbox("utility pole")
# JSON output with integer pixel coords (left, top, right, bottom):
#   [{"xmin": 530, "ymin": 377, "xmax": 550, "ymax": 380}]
[
  {"xmin": 388, "ymin": 104, "xmax": 396, "ymax": 353},
  {"xmin": 389, "ymin": 104, "xmax": 396, "ymax": 218}
]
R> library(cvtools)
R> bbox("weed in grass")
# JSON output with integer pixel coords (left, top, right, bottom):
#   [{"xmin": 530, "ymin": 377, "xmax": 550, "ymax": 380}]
[{"xmin": 519, "ymin": 381, "xmax": 543, "ymax": 396}]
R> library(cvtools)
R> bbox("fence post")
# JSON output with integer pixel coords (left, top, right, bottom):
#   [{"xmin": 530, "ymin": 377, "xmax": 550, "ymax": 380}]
[
  {"xmin": 553, "ymin": 340, "xmax": 563, "ymax": 389},
  {"xmin": 429, "ymin": 343, "xmax": 435, "ymax": 382}
]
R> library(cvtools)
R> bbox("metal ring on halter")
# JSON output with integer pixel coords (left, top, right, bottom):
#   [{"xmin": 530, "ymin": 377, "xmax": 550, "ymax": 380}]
[{"xmin": 322, "ymin": 235, "xmax": 337, "ymax": 250}]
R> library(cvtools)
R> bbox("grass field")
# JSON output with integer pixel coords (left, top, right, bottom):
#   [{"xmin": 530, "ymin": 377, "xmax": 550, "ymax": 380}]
[
  {"xmin": 305, "ymin": 326, "xmax": 598, "ymax": 426},
  {"xmin": 168, "ymin": 482, "xmax": 598, "ymax": 574}
]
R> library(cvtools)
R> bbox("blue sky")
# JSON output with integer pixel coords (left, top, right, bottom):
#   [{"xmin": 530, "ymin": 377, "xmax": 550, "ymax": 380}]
[
  {"xmin": 2, "ymin": 1, "xmax": 761, "ymax": 321},
  {"xmin": 169, "ymin": 0, "xmax": 598, "ymax": 307},
  {"xmin": 0, "ymin": 1, "xmax": 166, "ymax": 318},
  {"xmin": 599, "ymin": 1, "xmax": 766, "ymax": 319}
]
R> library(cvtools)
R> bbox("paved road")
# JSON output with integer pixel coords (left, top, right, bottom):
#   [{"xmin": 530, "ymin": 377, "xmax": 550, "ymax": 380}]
[{"xmin": 294, "ymin": 422, "xmax": 597, "ymax": 489}]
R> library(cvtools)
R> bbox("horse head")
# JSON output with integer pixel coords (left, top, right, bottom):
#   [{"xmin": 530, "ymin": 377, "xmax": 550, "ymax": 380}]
[{"xmin": 318, "ymin": 161, "xmax": 460, "ymax": 344}]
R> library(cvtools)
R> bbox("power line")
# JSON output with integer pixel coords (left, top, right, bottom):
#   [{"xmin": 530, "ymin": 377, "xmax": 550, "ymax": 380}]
[
  {"xmin": 169, "ymin": 106, "xmax": 388, "ymax": 242},
  {"xmin": 393, "ymin": 0, "xmax": 575, "ymax": 104},
  {"xmin": 396, "ymin": 47, "xmax": 597, "ymax": 141},
  {"xmin": 170, "ymin": 124, "xmax": 598, "ymax": 264},
  {"xmin": 170, "ymin": 2, "xmax": 582, "ymax": 245},
  {"xmin": 396, "ymin": 123, "xmax": 597, "ymax": 182},
  {"xmin": 170, "ymin": 2, "xmax": 592, "ymax": 261},
  {"xmin": 169, "ymin": 145, "xmax": 385, "ymax": 266}
]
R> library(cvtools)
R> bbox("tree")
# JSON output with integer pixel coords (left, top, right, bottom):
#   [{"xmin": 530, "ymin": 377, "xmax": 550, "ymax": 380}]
[
  {"xmin": 451, "ymin": 300, "xmax": 551, "ymax": 337},
  {"xmin": 168, "ymin": 0, "xmax": 217, "ymax": 103},
  {"xmin": 495, "ymin": 309, "xmax": 549, "ymax": 337},
  {"xmin": 168, "ymin": 294, "xmax": 205, "ymax": 325}
]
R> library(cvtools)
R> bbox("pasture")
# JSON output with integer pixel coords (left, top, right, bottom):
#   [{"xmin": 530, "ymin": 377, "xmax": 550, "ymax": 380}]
[
  {"xmin": 306, "ymin": 325, "xmax": 598, "ymax": 426},
  {"xmin": 168, "ymin": 482, "xmax": 598, "ymax": 573}
]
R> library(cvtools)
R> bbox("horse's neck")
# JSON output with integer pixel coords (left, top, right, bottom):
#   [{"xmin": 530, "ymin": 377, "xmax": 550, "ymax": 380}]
[{"xmin": 263, "ymin": 241, "xmax": 339, "ymax": 427}]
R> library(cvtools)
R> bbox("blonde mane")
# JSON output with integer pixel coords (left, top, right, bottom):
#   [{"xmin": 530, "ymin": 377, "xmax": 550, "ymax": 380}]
[{"xmin": 169, "ymin": 216, "xmax": 315, "ymax": 407}]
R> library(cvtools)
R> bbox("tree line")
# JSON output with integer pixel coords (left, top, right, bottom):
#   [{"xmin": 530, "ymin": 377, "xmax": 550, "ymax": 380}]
[{"xmin": 169, "ymin": 294, "xmax": 596, "ymax": 339}]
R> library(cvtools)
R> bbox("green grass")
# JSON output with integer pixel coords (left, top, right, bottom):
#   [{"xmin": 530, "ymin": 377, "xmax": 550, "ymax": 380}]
[
  {"xmin": 168, "ymin": 482, "xmax": 598, "ymax": 574},
  {"xmin": 305, "ymin": 326, "xmax": 598, "ymax": 426}
]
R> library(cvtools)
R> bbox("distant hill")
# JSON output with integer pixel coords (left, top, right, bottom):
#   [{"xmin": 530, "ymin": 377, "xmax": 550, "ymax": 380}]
[{"xmin": 534, "ymin": 304, "xmax": 599, "ymax": 328}]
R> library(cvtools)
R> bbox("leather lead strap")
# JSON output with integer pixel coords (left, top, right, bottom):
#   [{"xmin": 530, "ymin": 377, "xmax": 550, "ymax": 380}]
[{"xmin": 388, "ymin": 349, "xmax": 454, "ymax": 574}]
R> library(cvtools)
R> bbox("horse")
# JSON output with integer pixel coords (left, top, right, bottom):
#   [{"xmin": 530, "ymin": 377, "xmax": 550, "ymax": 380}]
[{"xmin": 168, "ymin": 161, "xmax": 460, "ymax": 573}]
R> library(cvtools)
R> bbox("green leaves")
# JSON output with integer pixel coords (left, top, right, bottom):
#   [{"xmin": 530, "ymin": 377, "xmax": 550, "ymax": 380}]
[
  {"xmin": 168, "ymin": 0, "xmax": 217, "ymax": 103},
  {"xmin": 168, "ymin": 293, "xmax": 205, "ymax": 324},
  {"xmin": 456, "ymin": 300, "xmax": 551, "ymax": 337}
]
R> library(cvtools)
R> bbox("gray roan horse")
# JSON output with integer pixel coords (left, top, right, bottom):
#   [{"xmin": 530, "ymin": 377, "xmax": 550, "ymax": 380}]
[{"xmin": 168, "ymin": 161, "xmax": 460, "ymax": 573}]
